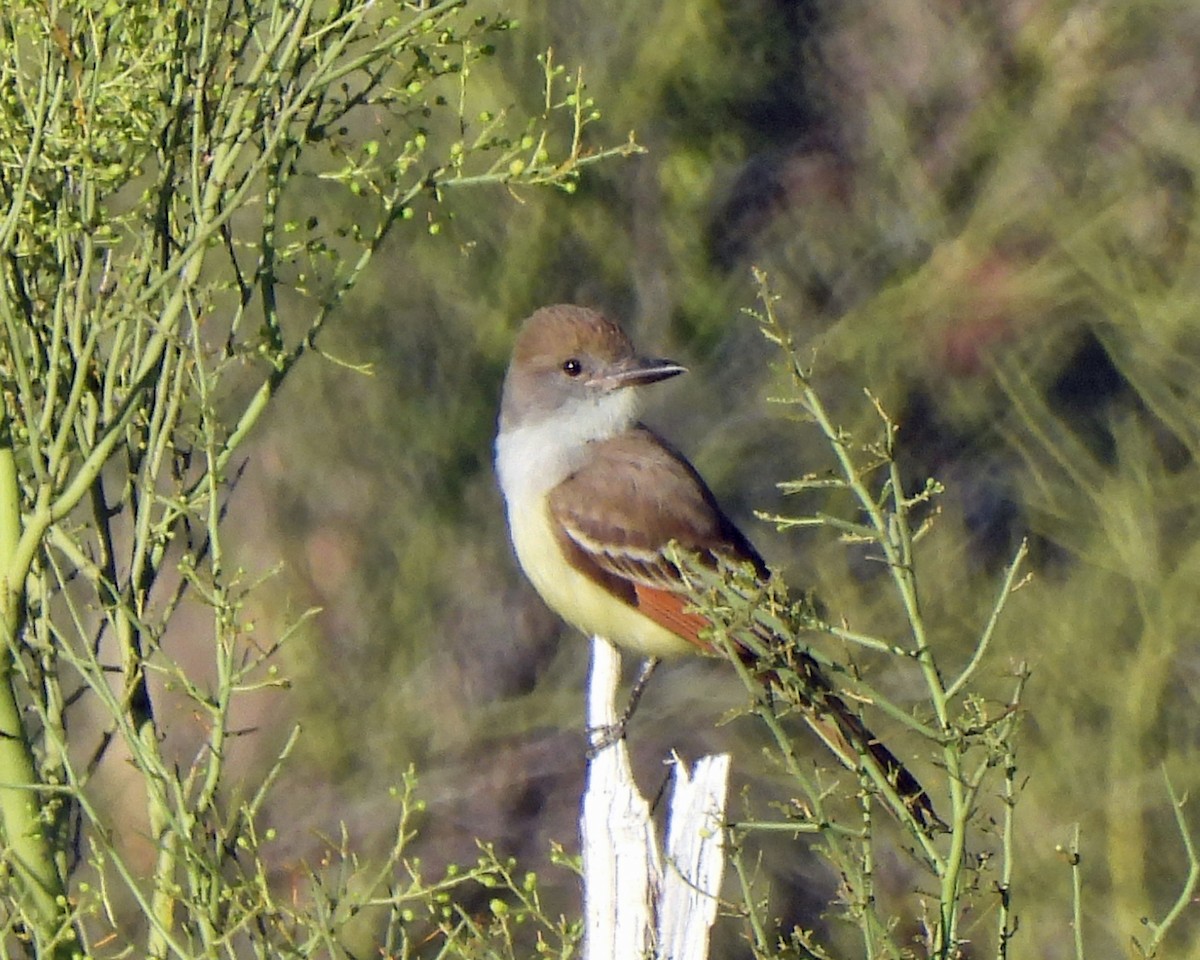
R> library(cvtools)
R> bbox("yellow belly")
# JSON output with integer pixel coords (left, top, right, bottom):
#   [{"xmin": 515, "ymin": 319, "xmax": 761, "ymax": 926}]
[{"xmin": 508, "ymin": 499, "xmax": 696, "ymax": 659}]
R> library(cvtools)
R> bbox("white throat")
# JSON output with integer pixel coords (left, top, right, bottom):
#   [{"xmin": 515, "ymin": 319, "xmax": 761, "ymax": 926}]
[{"xmin": 495, "ymin": 388, "xmax": 639, "ymax": 508}]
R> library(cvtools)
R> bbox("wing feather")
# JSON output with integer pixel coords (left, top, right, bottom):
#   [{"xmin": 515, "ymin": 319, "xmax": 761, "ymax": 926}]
[{"xmin": 546, "ymin": 426, "xmax": 766, "ymax": 650}]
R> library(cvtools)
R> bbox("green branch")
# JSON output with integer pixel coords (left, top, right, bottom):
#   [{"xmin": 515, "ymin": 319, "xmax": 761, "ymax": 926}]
[{"xmin": 0, "ymin": 401, "xmax": 72, "ymax": 954}]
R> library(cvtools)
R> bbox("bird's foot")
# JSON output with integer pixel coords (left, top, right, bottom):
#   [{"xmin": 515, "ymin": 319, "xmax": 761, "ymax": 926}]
[
  {"xmin": 586, "ymin": 721, "xmax": 626, "ymax": 757},
  {"xmin": 584, "ymin": 657, "xmax": 662, "ymax": 759}
]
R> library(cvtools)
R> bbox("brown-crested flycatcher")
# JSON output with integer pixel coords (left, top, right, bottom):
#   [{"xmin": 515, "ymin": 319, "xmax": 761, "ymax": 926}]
[{"xmin": 495, "ymin": 304, "xmax": 935, "ymax": 826}]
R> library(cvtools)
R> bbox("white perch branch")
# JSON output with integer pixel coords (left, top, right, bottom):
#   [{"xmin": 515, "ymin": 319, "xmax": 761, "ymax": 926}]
[{"xmin": 581, "ymin": 636, "xmax": 730, "ymax": 960}]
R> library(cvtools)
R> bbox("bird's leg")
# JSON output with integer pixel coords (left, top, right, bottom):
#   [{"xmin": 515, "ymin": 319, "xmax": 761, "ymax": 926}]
[
  {"xmin": 623, "ymin": 656, "xmax": 661, "ymax": 724},
  {"xmin": 586, "ymin": 657, "xmax": 661, "ymax": 756}
]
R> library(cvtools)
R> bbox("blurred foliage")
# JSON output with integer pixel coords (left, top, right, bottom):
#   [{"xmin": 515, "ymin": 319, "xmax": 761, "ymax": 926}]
[{"xmin": 224, "ymin": 0, "xmax": 1200, "ymax": 957}]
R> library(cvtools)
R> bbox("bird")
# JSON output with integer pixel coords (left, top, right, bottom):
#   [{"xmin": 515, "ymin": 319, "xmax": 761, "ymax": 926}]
[{"xmin": 494, "ymin": 304, "xmax": 937, "ymax": 827}]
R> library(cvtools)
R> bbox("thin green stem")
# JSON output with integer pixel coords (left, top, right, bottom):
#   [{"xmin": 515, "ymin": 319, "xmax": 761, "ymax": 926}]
[
  {"xmin": 728, "ymin": 835, "xmax": 772, "ymax": 954},
  {"xmin": 947, "ymin": 541, "xmax": 1029, "ymax": 701},
  {"xmin": 1140, "ymin": 769, "xmax": 1200, "ymax": 957},
  {"xmin": 1069, "ymin": 824, "xmax": 1084, "ymax": 960},
  {"xmin": 997, "ymin": 719, "xmax": 1019, "ymax": 960}
]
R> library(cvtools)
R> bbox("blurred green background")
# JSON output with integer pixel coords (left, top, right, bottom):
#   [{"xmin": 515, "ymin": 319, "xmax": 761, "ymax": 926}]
[{"xmin": 191, "ymin": 1, "xmax": 1200, "ymax": 955}]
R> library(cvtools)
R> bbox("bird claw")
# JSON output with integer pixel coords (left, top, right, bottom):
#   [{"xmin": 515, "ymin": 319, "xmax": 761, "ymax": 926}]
[
  {"xmin": 586, "ymin": 721, "xmax": 626, "ymax": 757},
  {"xmin": 584, "ymin": 657, "xmax": 661, "ymax": 759}
]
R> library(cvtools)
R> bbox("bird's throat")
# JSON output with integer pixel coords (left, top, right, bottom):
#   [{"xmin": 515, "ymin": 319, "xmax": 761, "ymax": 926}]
[{"xmin": 495, "ymin": 388, "xmax": 639, "ymax": 501}]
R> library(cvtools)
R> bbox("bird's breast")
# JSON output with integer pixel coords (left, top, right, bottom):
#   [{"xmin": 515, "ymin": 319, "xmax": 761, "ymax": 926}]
[{"xmin": 504, "ymin": 494, "xmax": 696, "ymax": 659}]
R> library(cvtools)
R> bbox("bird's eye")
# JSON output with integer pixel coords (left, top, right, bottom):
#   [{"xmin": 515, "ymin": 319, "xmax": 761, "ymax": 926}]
[{"xmin": 562, "ymin": 358, "xmax": 582, "ymax": 377}]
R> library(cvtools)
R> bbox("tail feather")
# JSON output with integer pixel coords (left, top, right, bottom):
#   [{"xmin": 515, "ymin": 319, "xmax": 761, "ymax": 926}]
[
  {"xmin": 818, "ymin": 687, "xmax": 943, "ymax": 831},
  {"xmin": 754, "ymin": 646, "xmax": 943, "ymax": 832}
]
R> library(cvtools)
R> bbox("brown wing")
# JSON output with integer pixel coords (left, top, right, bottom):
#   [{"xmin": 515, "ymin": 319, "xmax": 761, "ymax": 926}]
[{"xmin": 546, "ymin": 427, "xmax": 766, "ymax": 651}]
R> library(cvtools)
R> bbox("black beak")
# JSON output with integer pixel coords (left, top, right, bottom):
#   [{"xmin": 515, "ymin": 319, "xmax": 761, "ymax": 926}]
[{"xmin": 605, "ymin": 356, "xmax": 687, "ymax": 389}]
